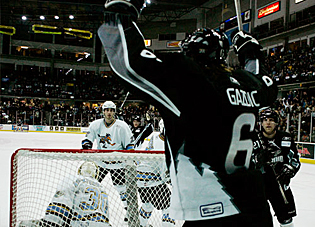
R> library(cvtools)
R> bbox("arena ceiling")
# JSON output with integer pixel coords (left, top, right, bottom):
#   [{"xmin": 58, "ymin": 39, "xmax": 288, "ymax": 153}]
[
  {"xmin": 37, "ymin": 0, "xmax": 211, "ymax": 14},
  {"xmin": 1, "ymin": 0, "xmax": 212, "ymax": 28}
]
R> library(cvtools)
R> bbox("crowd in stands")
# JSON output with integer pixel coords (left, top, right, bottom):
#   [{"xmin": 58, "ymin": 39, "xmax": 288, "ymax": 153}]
[
  {"xmin": 274, "ymin": 89, "xmax": 315, "ymax": 142},
  {"xmin": 0, "ymin": 97, "xmax": 161, "ymax": 129},
  {"xmin": 0, "ymin": 91, "xmax": 315, "ymax": 142},
  {"xmin": 2, "ymin": 44, "xmax": 315, "ymax": 100},
  {"xmin": 1, "ymin": 67, "xmax": 125, "ymax": 100},
  {"xmin": 266, "ymin": 45, "xmax": 315, "ymax": 85},
  {"xmin": 1, "ymin": 45, "xmax": 315, "ymax": 141}
]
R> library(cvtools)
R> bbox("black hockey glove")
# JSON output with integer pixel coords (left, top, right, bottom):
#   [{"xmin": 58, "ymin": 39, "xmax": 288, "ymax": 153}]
[
  {"xmin": 232, "ymin": 31, "xmax": 259, "ymax": 53},
  {"xmin": 253, "ymin": 147, "xmax": 274, "ymax": 169},
  {"xmin": 277, "ymin": 164, "xmax": 296, "ymax": 185},
  {"xmin": 231, "ymin": 31, "xmax": 263, "ymax": 67},
  {"xmin": 82, "ymin": 139, "xmax": 93, "ymax": 149},
  {"xmin": 104, "ymin": 0, "xmax": 147, "ymax": 20}
]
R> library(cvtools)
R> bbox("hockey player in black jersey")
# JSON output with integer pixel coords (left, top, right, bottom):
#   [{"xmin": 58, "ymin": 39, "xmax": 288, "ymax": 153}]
[
  {"xmin": 98, "ymin": 0, "xmax": 277, "ymax": 226},
  {"xmin": 253, "ymin": 108, "xmax": 300, "ymax": 227},
  {"xmin": 130, "ymin": 115, "xmax": 153, "ymax": 148}
]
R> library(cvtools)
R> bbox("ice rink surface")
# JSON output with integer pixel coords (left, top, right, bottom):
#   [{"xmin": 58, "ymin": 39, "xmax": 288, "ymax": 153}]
[{"xmin": 1, "ymin": 131, "xmax": 315, "ymax": 227}]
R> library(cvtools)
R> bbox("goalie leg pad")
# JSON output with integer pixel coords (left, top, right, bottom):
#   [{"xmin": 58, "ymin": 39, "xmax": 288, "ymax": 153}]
[{"xmin": 139, "ymin": 203, "xmax": 154, "ymax": 226}]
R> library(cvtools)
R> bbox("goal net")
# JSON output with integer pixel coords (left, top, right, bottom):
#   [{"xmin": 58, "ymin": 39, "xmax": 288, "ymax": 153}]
[{"xmin": 11, "ymin": 148, "xmax": 184, "ymax": 227}]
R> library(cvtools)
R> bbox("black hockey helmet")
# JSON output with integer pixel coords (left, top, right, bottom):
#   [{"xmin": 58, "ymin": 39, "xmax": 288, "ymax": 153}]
[
  {"xmin": 132, "ymin": 115, "xmax": 141, "ymax": 122},
  {"xmin": 259, "ymin": 107, "xmax": 279, "ymax": 124},
  {"xmin": 179, "ymin": 28, "xmax": 229, "ymax": 65}
]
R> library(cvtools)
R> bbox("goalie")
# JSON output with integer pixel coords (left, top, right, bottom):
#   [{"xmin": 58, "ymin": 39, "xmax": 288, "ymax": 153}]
[{"xmin": 19, "ymin": 162, "xmax": 111, "ymax": 227}]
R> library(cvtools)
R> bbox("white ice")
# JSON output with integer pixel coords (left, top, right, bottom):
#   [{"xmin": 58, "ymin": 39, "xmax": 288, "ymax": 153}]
[{"xmin": 1, "ymin": 131, "xmax": 314, "ymax": 227}]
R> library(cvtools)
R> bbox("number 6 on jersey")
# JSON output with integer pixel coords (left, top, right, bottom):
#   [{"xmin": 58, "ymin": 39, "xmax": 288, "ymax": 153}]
[{"xmin": 225, "ymin": 113, "xmax": 255, "ymax": 174}]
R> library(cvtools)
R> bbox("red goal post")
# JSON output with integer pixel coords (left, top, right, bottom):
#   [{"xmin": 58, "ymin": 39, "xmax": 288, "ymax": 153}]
[{"xmin": 10, "ymin": 148, "xmax": 183, "ymax": 227}]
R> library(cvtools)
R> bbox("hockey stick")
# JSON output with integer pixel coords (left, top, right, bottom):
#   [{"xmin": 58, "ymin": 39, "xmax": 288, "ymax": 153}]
[
  {"xmin": 256, "ymin": 132, "xmax": 289, "ymax": 204},
  {"xmin": 234, "ymin": 0, "xmax": 243, "ymax": 31},
  {"xmin": 134, "ymin": 123, "xmax": 153, "ymax": 147},
  {"xmin": 120, "ymin": 91, "xmax": 130, "ymax": 109},
  {"xmin": 116, "ymin": 92, "xmax": 130, "ymax": 121}
]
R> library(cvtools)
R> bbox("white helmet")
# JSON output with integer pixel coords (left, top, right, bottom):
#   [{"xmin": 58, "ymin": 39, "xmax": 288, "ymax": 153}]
[
  {"xmin": 78, "ymin": 161, "xmax": 99, "ymax": 179},
  {"xmin": 102, "ymin": 101, "xmax": 116, "ymax": 111}
]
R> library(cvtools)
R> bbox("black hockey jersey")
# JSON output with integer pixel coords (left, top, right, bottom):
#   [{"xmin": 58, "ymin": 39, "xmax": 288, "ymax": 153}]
[
  {"xmin": 254, "ymin": 130, "xmax": 301, "ymax": 176},
  {"xmin": 131, "ymin": 123, "xmax": 153, "ymax": 148},
  {"xmin": 98, "ymin": 14, "xmax": 278, "ymax": 221}
]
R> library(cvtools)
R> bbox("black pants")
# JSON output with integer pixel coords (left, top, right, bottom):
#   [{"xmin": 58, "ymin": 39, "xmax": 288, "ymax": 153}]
[{"xmin": 264, "ymin": 166, "xmax": 297, "ymax": 223}]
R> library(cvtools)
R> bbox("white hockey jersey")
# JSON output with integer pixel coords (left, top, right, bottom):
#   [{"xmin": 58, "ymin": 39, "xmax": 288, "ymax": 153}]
[
  {"xmin": 85, "ymin": 118, "xmax": 134, "ymax": 150},
  {"xmin": 44, "ymin": 175, "xmax": 110, "ymax": 227},
  {"xmin": 137, "ymin": 132, "xmax": 169, "ymax": 187}
]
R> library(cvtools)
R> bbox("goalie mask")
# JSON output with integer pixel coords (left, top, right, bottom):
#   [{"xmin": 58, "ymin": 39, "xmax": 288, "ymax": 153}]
[
  {"xmin": 78, "ymin": 162, "xmax": 99, "ymax": 179},
  {"xmin": 179, "ymin": 28, "xmax": 229, "ymax": 66}
]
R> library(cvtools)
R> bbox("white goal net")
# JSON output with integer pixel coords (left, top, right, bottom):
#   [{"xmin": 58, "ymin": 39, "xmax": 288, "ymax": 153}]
[{"xmin": 11, "ymin": 148, "xmax": 184, "ymax": 227}]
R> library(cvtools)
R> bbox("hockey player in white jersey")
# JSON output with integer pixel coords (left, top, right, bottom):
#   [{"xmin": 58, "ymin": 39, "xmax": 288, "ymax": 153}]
[
  {"xmin": 19, "ymin": 162, "xmax": 111, "ymax": 227},
  {"xmin": 82, "ymin": 100, "xmax": 134, "ymax": 221},
  {"xmin": 82, "ymin": 101, "xmax": 134, "ymax": 151},
  {"xmin": 137, "ymin": 119, "xmax": 175, "ymax": 227}
]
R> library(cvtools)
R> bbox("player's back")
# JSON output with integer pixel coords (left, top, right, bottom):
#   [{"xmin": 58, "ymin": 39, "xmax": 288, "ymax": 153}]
[
  {"xmin": 159, "ymin": 54, "xmax": 276, "ymax": 174},
  {"xmin": 98, "ymin": 18, "xmax": 276, "ymax": 222},
  {"xmin": 157, "ymin": 57, "xmax": 277, "ymax": 221}
]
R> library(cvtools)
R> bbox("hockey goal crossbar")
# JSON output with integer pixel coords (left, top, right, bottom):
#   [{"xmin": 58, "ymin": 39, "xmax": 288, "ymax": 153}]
[{"xmin": 12, "ymin": 148, "xmax": 165, "ymax": 155}]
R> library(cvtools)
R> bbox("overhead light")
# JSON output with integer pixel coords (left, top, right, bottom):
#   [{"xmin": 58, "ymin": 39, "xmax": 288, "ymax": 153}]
[
  {"xmin": 40, "ymin": 15, "xmax": 45, "ymax": 20},
  {"xmin": 20, "ymin": 46, "xmax": 29, "ymax": 49},
  {"xmin": 69, "ymin": 15, "xmax": 74, "ymax": 20},
  {"xmin": 21, "ymin": 16, "xmax": 27, "ymax": 20},
  {"xmin": 54, "ymin": 15, "xmax": 60, "ymax": 20}
]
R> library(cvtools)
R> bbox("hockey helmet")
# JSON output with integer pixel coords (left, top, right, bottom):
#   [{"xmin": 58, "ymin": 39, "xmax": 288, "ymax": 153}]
[
  {"xmin": 179, "ymin": 28, "xmax": 229, "ymax": 65},
  {"xmin": 102, "ymin": 101, "xmax": 116, "ymax": 112},
  {"xmin": 133, "ymin": 115, "xmax": 141, "ymax": 122},
  {"xmin": 259, "ymin": 107, "xmax": 279, "ymax": 124},
  {"xmin": 78, "ymin": 161, "xmax": 99, "ymax": 179}
]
